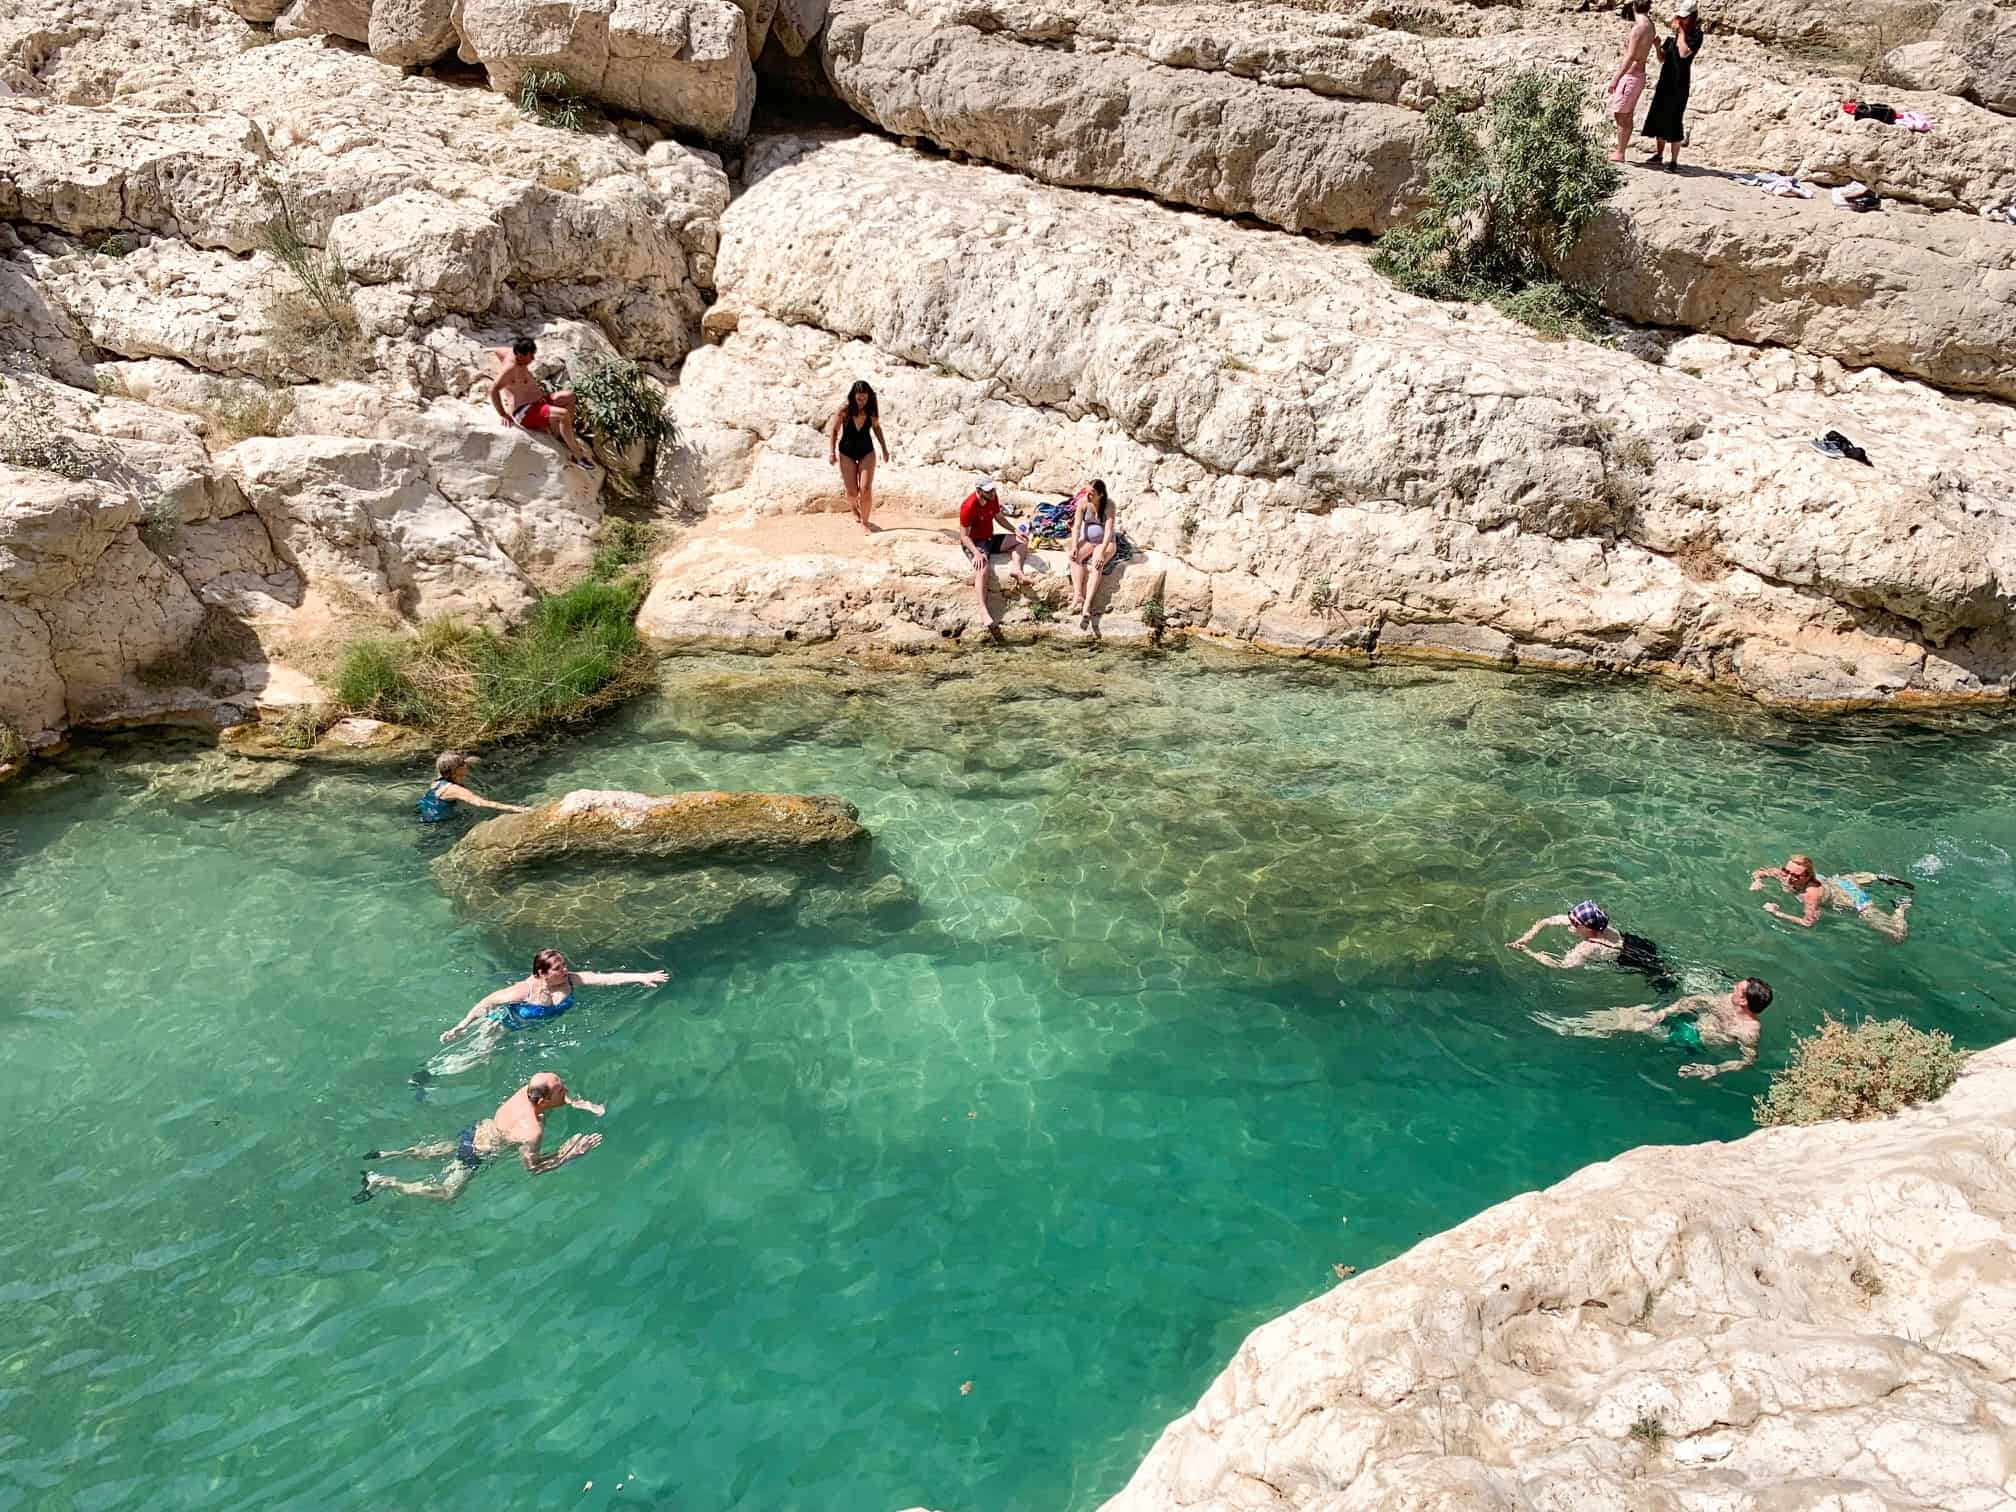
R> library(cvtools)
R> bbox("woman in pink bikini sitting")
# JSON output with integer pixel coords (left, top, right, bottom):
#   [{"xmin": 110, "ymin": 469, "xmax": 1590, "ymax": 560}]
[{"xmin": 1606, "ymin": 0, "xmax": 1657, "ymax": 163}]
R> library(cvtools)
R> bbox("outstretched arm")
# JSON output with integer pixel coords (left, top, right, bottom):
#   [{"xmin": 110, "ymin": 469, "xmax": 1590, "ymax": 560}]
[
  {"xmin": 572, "ymin": 969, "xmax": 669, "ymax": 988},
  {"xmin": 441, "ymin": 985, "xmax": 522, "ymax": 1043},
  {"xmin": 565, "ymin": 1090, "xmax": 606, "ymax": 1118},
  {"xmin": 438, "ymin": 781, "xmax": 529, "ymax": 814},
  {"xmin": 1748, "ymin": 867, "xmax": 1780, "ymax": 892},
  {"xmin": 1764, "ymin": 888, "xmax": 1822, "ymax": 927},
  {"xmin": 1508, "ymin": 914, "xmax": 1568, "ymax": 949},
  {"xmin": 1519, "ymin": 940, "xmax": 1595, "ymax": 970},
  {"xmin": 1679, "ymin": 1042, "xmax": 1756, "ymax": 1080},
  {"xmin": 520, "ymin": 1131, "xmax": 602, "ymax": 1174}
]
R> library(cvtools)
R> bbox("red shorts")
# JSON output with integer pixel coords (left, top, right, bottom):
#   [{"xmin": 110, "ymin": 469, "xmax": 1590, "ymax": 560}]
[{"xmin": 514, "ymin": 400, "xmax": 554, "ymax": 432}]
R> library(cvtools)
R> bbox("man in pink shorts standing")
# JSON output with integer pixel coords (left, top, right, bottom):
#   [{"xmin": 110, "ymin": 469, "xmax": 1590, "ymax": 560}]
[
  {"xmin": 489, "ymin": 337, "xmax": 596, "ymax": 471},
  {"xmin": 1606, "ymin": 0, "xmax": 1655, "ymax": 162}
]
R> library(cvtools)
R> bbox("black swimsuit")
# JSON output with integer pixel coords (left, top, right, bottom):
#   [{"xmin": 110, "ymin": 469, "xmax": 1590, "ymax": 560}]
[
  {"xmin": 1617, "ymin": 932, "xmax": 1677, "ymax": 992},
  {"xmin": 837, "ymin": 412, "xmax": 875, "ymax": 461}
]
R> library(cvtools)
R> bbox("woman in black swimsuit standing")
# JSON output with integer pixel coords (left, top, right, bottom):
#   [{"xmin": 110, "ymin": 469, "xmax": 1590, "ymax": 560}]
[{"xmin": 826, "ymin": 380, "xmax": 890, "ymax": 529}]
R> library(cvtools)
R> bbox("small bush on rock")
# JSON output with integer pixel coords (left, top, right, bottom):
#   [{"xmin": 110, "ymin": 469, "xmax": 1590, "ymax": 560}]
[
  {"xmin": 0, "ymin": 723, "xmax": 26, "ymax": 764},
  {"xmin": 1754, "ymin": 1016, "xmax": 1967, "ymax": 1127},
  {"xmin": 1373, "ymin": 72, "xmax": 1620, "ymax": 342},
  {"xmin": 260, "ymin": 219, "xmax": 364, "ymax": 378},
  {"xmin": 574, "ymin": 360, "xmax": 672, "ymax": 453},
  {"xmin": 202, "ymin": 382, "xmax": 295, "ymax": 445},
  {"xmin": 0, "ymin": 376, "xmax": 116, "ymax": 480},
  {"xmin": 517, "ymin": 68, "xmax": 592, "ymax": 132}
]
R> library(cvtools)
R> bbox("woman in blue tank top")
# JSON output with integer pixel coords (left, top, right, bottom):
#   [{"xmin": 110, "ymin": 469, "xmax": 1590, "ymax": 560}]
[{"xmin": 417, "ymin": 751, "xmax": 532, "ymax": 823}]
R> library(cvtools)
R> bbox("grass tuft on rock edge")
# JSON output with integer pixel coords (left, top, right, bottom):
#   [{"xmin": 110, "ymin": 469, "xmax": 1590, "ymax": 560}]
[{"xmin": 323, "ymin": 573, "xmax": 652, "ymax": 748}]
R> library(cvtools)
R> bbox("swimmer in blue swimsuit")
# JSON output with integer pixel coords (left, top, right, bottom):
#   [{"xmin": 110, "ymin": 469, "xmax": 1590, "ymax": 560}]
[
  {"xmin": 1751, "ymin": 854, "xmax": 1912, "ymax": 942},
  {"xmin": 417, "ymin": 751, "xmax": 531, "ymax": 824},
  {"xmin": 437, "ymin": 948, "xmax": 672, "ymax": 1047},
  {"xmin": 354, "ymin": 1071, "xmax": 605, "ymax": 1204}
]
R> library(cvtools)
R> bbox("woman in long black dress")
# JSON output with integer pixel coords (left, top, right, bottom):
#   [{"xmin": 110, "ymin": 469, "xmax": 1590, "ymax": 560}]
[{"xmin": 1640, "ymin": 1, "xmax": 1703, "ymax": 168}]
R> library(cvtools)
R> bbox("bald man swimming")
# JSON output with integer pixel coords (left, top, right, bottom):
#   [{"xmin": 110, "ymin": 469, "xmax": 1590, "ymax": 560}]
[{"xmin": 353, "ymin": 1071, "xmax": 603, "ymax": 1204}]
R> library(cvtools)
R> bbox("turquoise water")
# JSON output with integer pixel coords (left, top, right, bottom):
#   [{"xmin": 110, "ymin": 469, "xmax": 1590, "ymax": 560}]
[{"xmin": 5, "ymin": 647, "xmax": 2014, "ymax": 1512}]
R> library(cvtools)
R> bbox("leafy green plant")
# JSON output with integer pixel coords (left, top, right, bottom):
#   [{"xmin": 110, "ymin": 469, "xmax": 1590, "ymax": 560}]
[
  {"xmin": 0, "ymin": 376, "xmax": 115, "ymax": 480},
  {"xmin": 1139, "ymin": 597, "xmax": 1168, "ymax": 630},
  {"xmin": 1628, "ymin": 1415, "xmax": 1667, "ymax": 1449},
  {"xmin": 91, "ymin": 232, "xmax": 138, "ymax": 258},
  {"xmin": 589, "ymin": 517, "xmax": 663, "ymax": 582},
  {"xmin": 1372, "ymin": 73, "xmax": 1620, "ymax": 342},
  {"xmin": 139, "ymin": 492, "xmax": 183, "ymax": 553},
  {"xmin": 573, "ymin": 360, "xmax": 671, "ymax": 453},
  {"xmin": 1308, "ymin": 576, "xmax": 1336, "ymax": 616},
  {"xmin": 517, "ymin": 68, "xmax": 591, "ymax": 131},
  {"xmin": 1755, "ymin": 1017, "xmax": 1967, "ymax": 1128}
]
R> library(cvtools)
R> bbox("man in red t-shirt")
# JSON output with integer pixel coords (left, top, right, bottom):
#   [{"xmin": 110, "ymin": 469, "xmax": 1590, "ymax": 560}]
[{"xmin": 956, "ymin": 476, "xmax": 1030, "ymax": 632}]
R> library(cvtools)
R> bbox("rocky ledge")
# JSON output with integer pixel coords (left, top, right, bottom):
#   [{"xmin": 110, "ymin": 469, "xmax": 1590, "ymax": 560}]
[
  {"xmin": 646, "ymin": 132, "xmax": 2016, "ymax": 709},
  {"xmin": 1102, "ymin": 1038, "xmax": 2016, "ymax": 1511}
]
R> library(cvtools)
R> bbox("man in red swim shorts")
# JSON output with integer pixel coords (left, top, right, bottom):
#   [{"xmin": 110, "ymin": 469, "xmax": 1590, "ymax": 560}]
[{"xmin": 488, "ymin": 337, "xmax": 596, "ymax": 471}]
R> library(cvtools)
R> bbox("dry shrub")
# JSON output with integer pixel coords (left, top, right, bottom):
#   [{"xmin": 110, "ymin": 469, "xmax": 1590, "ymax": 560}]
[
  {"xmin": 202, "ymin": 381, "xmax": 295, "ymax": 445},
  {"xmin": 0, "ymin": 376, "xmax": 117, "ymax": 480},
  {"xmin": 0, "ymin": 723, "xmax": 25, "ymax": 764},
  {"xmin": 260, "ymin": 221, "xmax": 366, "ymax": 379},
  {"xmin": 1754, "ymin": 1016, "xmax": 1967, "ymax": 1127},
  {"xmin": 1842, "ymin": 0, "xmax": 1942, "ymax": 85}
]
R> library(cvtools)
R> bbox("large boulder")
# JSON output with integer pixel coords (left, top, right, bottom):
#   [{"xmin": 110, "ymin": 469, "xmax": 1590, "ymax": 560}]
[
  {"xmin": 454, "ymin": 0, "xmax": 757, "ymax": 142},
  {"xmin": 1101, "ymin": 1039, "xmax": 2016, "ymax": 1510},
  {"xmin": 1885, "ymin": 3, "xmax": 2016, "ymax": 116},
  {"xmin": 432, "ymin": 788, "xmax": 904, "ymax": 945}
]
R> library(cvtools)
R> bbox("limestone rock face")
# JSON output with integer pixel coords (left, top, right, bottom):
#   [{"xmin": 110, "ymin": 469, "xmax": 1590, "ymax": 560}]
[
  {"xmin": 1886, "ymin": 3, "xmax": 2016, "ymax": 116},
  {"xmin": 432, "ymin": 788, "xmax": 893, "ymax": 945},
  {"xmin": 0, "ymin": 11, "xmax": 724, "ymax": 747},
  {"xmin": 454, "ymin": 0, "xmax": 757, "ymax": 142},
  {"xmin": 1563, "ymin": 170, "xmax": 2016, "ymax": 403},
  {"xmin": 643, "ymin": 133, "xmax": 2016, "ymax": 708},
  {"xmin": 821, "ymin": 0, "xmax": 1430, "ymax": 234},
  {"xmin": 812, "ymin": 1, "xmax": 2016, "ymax": 386},
  {"xmin": 367, "ymin": 0, "xmax": 459, "ymax": 70},
  {"xmin": 1100, "ymin": 1039, "xmax": 2016, "ymax": 1511}
]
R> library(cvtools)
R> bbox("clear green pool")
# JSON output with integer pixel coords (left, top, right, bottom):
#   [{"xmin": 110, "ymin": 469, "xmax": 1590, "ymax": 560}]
[{"xmin": 4, "ymin": 647, "xmax": 2013, "ymax": 1512}]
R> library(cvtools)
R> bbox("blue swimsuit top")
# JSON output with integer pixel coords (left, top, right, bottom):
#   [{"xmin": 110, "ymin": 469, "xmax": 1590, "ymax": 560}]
[
  {"xmin": 417, "ymin": 779, "xmax": 458, "ymax": 823},
  {"xmin": 487, "ymin": 991, "xmax": 575, "ymax": 1030}
]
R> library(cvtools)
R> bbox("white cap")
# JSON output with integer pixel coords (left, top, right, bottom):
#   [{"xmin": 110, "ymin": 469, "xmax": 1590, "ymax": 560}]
[
  {"xmin": 975, "ymin": 475, "xmax": 998, "ymax": 494},
  {"xmin": 1676, "ymin": 0, "xmax": 1696, "ymax": 12}
]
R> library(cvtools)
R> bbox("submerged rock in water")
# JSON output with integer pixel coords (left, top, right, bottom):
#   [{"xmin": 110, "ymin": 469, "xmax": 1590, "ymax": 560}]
[{"xmin": 434, "ymin": 788, "xmax": 900, "ymax": 946}]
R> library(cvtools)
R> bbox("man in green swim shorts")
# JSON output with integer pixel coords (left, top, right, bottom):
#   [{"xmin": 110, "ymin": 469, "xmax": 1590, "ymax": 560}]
[
  {"xmin": 1534, "ymin": 977, "xmax": 1773, "ymax": 1080},
  {"xmin": 353, "ymin": 1071, "xmax": 604, "ymax": 1204}
]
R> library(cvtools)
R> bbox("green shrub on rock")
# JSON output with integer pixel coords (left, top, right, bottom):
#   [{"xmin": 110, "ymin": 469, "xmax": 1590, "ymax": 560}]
[
  {"xmin": 574, "ymin": 360, "xmax": 672, "ymax": 452},
  {"xmin": 1754, "ymin": 1017, "xmax": 1967, "ymax": 1128},
  {"xmin": 1372, "ymin": 72, "xmax": 1620, "ymax": 341}
]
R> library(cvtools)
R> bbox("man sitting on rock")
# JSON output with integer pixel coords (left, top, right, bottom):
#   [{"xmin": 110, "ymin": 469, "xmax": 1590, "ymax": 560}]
[
  {"xmin": 354, "ymin": 1070, "xmax": 604, "ymax": 1205},
  {"xmin": 489, "ymin": 337, "xmax": 596, "ymax": 471},
  {"xmin": 957, "ymin": 476, "xmax": 1030, "ymax": 634}
]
